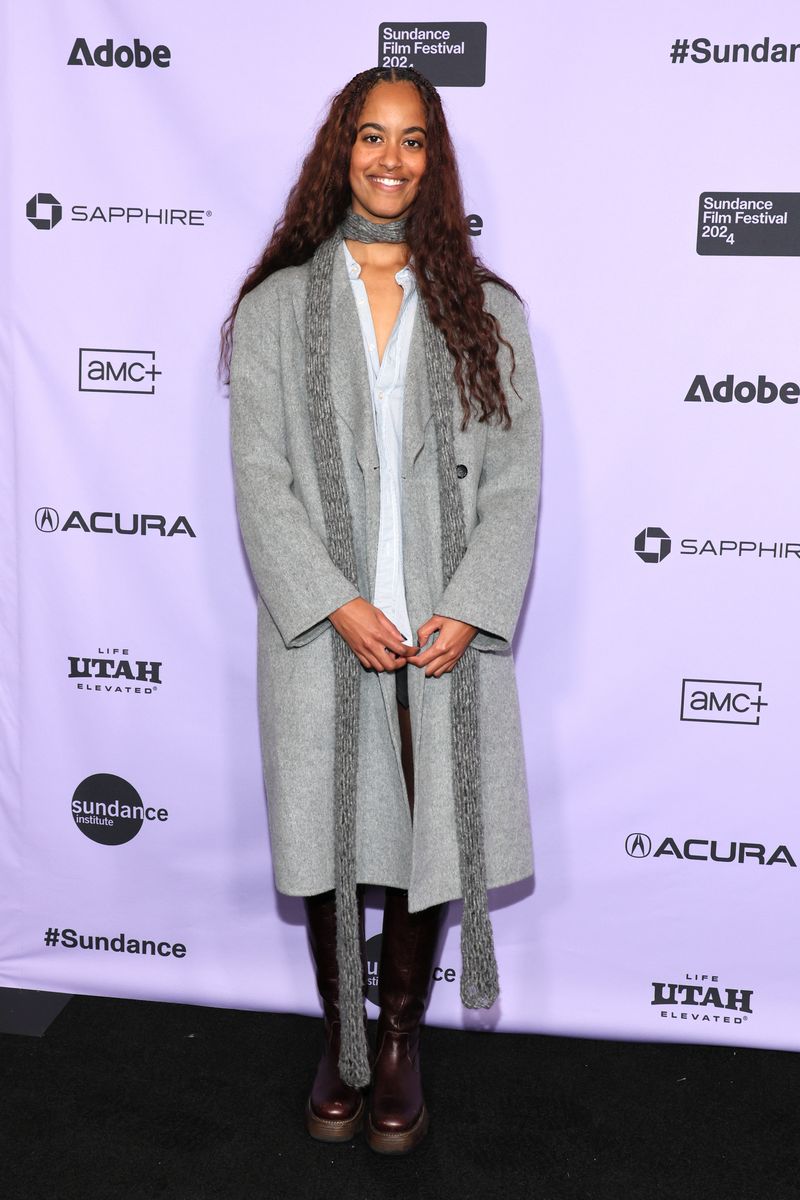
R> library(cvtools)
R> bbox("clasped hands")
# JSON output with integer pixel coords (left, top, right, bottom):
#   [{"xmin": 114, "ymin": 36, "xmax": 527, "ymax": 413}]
[{"xmin": 329, "ymin": 597, "xmax": 477, "ymax": 678}]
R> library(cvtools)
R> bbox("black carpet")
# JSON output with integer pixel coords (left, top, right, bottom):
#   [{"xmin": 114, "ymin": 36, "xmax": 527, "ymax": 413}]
[{"xmin": 1, "ymin": 993, "xmax": 797, "ymax": 1200}]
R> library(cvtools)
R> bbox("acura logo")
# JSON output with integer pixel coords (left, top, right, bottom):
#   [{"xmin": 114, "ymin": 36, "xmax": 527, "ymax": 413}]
[
  {"xmin": 35, "ymin": 506, "xmax": 59, "ymax": 531},
  {"xmin": 626, "ymin": 832, "xmax": 652, "ymax": 857}
]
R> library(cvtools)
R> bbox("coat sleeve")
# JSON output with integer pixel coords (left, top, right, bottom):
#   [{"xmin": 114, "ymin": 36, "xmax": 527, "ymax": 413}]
[
  {"xmin": 229, "ymin": 280, "xmax": 361, "ymax": 649},
  {"xmin": 432, "ymin": 283, "xmax": 543, "ymax": 654}
]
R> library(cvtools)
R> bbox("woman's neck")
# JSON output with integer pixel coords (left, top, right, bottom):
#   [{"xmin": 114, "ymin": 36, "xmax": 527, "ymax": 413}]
[{"xmin": 344, "ymin": 238, "xmax": 410, "ymax": 271}]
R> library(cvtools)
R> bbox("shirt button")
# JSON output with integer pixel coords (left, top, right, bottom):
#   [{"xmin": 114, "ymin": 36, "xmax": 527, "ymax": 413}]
[{"xmin": 456, "ymin": 463, "xmax": 468, "ymax": 478}]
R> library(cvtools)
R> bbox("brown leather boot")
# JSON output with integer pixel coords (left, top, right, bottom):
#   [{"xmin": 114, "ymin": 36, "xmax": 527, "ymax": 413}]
[
  {"xmin": 303, "ymin": 886, "xmax": 371, "ymax": 1141},
  {"xmin": 366, "ymin": 885, "xmax": 448, "ymax": 1154}
]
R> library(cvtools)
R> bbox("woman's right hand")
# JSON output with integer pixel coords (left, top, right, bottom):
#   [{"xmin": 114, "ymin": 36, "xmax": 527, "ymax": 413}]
[{"xmin": 329, "ymin": 598, "xmax": 417, "ymax": 673}]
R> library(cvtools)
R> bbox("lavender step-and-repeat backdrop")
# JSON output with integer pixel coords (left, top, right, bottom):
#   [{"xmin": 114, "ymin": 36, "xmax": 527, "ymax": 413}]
[{"xmin": 3, "ymin": 0, "xmax": 799, "ymax": 1051}]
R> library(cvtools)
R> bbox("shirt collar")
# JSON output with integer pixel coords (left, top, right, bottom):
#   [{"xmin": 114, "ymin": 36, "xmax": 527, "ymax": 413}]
[{"xmin": 341, "ymin": 238, "xmax": 416, "ymax": 291}]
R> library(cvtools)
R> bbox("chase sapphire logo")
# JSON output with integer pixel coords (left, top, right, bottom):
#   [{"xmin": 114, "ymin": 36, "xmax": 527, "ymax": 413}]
[
  {"xmin": 635, "ymin": 527, "xmax": 671, "ymax": 563},
  {"xmin": 27, "ymin": 193, "xmax": 62, "ymax": 230}
]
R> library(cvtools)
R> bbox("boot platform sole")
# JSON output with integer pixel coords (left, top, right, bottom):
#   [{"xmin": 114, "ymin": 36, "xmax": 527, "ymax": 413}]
[
  {"xmin": 305, "ymin": 1094, "xmax": 365, "ymax": 1142},
  {"xmin": 365, "ymin": 1103, "xmax": 429, "ymax": 1154}
]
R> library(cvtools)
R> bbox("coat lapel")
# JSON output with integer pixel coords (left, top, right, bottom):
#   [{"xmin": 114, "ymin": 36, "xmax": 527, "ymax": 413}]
[
  {"xmin": 401, "ymin": 301, "xmax": 433, "ymax": 473},
  {"xmin": 328, "ymin": 245, "xmax": 379, "ymax": 473}
]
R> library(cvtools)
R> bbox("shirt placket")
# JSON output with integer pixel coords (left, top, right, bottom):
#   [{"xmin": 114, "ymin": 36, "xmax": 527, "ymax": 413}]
[
  {"xmin": 377, "ymin": 317, "xmax": 402, "ymax": 608},
  {"xmin": 346, "ymin": 244, "xmax": 416, "ymax": 643}
]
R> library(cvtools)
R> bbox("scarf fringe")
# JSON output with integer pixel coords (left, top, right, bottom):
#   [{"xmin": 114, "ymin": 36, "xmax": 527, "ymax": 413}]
[{"xmin": 419, "ymin": 309, "xmax": 500, "ymax": 1012}]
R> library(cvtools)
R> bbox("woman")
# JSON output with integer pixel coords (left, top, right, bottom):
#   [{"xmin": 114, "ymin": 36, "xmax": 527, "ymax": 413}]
[{"xmin": 222, "ymin": 65, "xmax": 543, "ymax": 1154}]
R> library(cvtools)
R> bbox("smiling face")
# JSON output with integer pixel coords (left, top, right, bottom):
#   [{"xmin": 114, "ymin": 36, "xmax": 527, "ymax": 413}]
[{"xmin": 348, "ymin": 80, "xmax": 428, "ymax": 222}]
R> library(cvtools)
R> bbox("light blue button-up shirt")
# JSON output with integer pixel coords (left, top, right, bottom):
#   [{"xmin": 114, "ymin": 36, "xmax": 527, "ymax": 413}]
[{"xmin": 342, "ymin": 238, "xmax": 418, "ymax": 646}]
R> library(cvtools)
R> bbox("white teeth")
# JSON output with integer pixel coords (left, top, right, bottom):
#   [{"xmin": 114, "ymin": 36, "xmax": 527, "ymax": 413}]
[{"xmin": 371, "ymin": 177, "xmax": 403, "ymax": 186}]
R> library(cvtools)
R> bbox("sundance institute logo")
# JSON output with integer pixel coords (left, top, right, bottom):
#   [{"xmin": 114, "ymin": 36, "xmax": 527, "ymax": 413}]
[{"xmin": 72, "ymin": 773, "xmax": 168, "ymax": 845}]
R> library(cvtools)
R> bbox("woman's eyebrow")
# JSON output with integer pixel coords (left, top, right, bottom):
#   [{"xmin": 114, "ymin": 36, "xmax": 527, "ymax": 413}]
[{"xmin": 356, "ymin": 122, "xmax": 427, "ymax": 135}]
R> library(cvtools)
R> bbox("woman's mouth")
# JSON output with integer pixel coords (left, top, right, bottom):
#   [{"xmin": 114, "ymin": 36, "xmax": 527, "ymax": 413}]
[{"xmin": 368, "ymin": 176, "xmax": 406, "ymax": 191}]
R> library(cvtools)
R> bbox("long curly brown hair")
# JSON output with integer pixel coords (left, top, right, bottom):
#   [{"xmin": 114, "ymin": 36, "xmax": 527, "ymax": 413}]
[{"xmin": 219, "ymin": 66, "xmax": 524, "ymax": 430}]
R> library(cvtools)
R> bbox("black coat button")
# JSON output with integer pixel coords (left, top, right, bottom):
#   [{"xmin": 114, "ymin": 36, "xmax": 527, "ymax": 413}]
[{"xmin": 456, "ymin": 463, "xmax": 468, "ymax": 479}]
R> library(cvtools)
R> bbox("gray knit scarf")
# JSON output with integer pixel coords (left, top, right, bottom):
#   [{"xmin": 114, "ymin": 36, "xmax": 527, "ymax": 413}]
[{"xmin": 305, "ymin": 206, "xmax": 499, "ymax": 1089}]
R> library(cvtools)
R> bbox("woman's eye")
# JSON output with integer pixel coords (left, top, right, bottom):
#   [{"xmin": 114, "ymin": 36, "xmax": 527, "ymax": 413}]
[{"xmin": 361, "ymin": 134, "xmax": 424, "ymax": 148}]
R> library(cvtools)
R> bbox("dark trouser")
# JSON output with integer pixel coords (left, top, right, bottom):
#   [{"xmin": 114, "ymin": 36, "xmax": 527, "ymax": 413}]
[
  {"xmin": 395, "ymin": 662, "xmax": 409, "ymax": 711},
  {"xmin": 394, "ymin": 665, "xmax": 413, "ymax": 818}
]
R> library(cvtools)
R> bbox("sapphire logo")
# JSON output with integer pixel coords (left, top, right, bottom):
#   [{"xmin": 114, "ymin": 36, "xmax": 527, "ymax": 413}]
[
  {"xmin": 634, "ymin": 527, "xmax": 671, "ymax": 563},
  {"xmin": 25, "ymin": 195, "xmax": 209, "ymax": 230},
  {"xmin": 635, "ymin": 526, "xmax": 800, "ymax": 564},
  {"xmin": 27, "ymin": 194, "xmax": 62, "ymax": 230}
]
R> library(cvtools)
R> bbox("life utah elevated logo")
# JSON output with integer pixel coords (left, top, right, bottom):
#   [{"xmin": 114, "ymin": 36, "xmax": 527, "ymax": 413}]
[{"xmin": 651, "ymin": 973, "xmax": 753, "ymax": 1026}]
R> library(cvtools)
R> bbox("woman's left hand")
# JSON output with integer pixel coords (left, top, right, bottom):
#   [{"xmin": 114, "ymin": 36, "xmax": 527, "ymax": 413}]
[{"xmin": 406, "ymin": 615, "xmax": 478, "ymax": 677}]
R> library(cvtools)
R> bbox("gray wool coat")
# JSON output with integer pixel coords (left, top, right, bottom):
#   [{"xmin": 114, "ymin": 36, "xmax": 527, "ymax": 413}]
[{"xmin": 229, "ymin": 246, "xmax": 543, "ymax": 912}]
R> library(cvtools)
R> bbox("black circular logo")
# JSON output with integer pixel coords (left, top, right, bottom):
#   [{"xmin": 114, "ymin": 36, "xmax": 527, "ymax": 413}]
[{"xmin": 72, "ymin": 773, "xmax": 145, "ymax": 845}]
